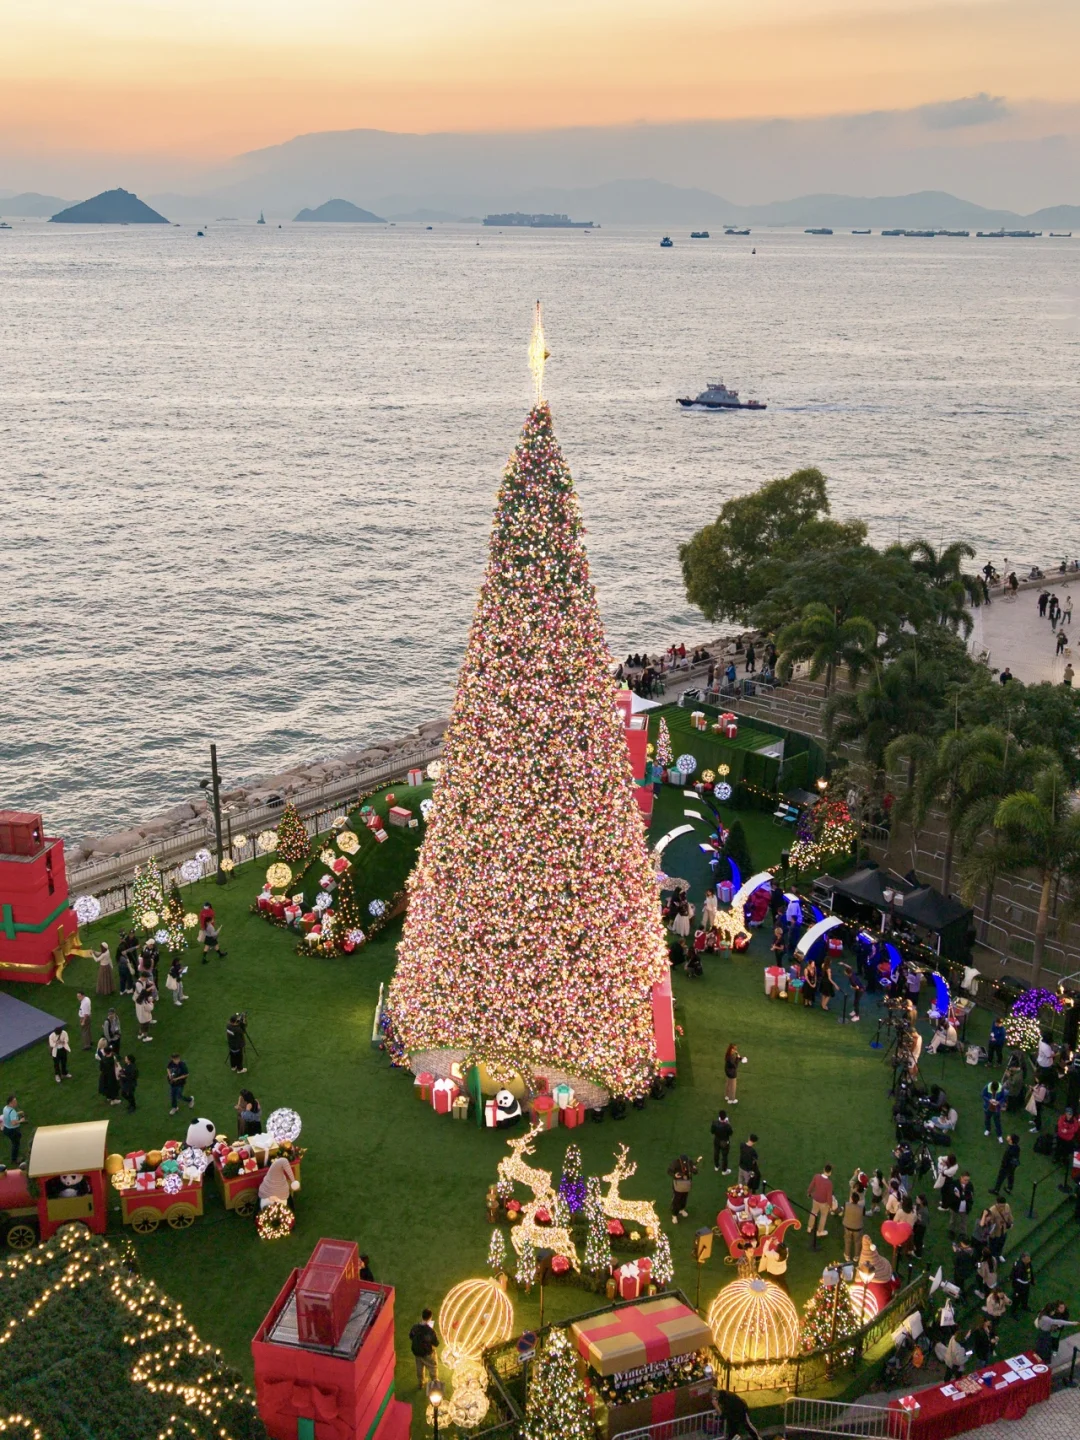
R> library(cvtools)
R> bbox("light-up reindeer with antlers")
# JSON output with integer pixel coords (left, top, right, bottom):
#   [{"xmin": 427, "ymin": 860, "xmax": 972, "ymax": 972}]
[
  {"xmin": 600, "ymin": 1144, "xmax": 661, "ymax": 1240},
  {"xmin": 497, "ymin": 1122, "xmax": 579, "ymax": 1269}
]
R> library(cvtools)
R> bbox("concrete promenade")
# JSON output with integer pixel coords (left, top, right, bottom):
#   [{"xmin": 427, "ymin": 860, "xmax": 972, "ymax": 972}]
[{"xmin": 969, "ymin": 579, "xmax": 1077, "ymax": 684}]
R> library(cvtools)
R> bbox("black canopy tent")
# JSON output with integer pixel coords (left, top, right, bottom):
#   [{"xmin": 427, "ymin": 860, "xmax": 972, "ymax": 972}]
[{"xmin": 827, "ymin": 866, "xmax": 973, "ymax": 961}]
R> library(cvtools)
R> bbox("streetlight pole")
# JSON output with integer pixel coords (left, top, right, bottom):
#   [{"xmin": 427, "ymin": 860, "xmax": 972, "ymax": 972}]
[{"xmin": 200, "ymin": 744, "xmax": 227, "ymax": 886}]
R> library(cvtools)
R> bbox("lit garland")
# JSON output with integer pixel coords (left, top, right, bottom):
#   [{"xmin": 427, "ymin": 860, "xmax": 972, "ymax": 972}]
[
  {"xmin": 385, "ymin": 401, "xmax": 669, "ymax": 1096},
  {"xmin": 0, "ymin": 1228, "xmax": 261, "ymax": 1437},
  {"xmin": 1005, "ymin": 1014, "xmax": 1041, "ymax": 1053},
  {"xmin": 521, "ymin": 1326, "xmax": 594, "ymax": 1440},
  {"xmin": 256, "ymin": 1200, "xmax": 295, "ymax": 1240},
  {"xmin": 1011, "ymin": 988, "xmax": 1064, "ymax": 1019}
]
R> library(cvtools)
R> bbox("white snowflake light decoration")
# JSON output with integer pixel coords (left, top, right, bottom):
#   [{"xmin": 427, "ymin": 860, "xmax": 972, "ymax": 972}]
[
  {"xmin": 161, "ymin": 1173, "xmax": 184, "ymax": 1195},
  {"xmin": 233, "ymin": 833, "xmax": 248, "ymax": 849},
  {"xmin": 368, "ymin": 899, "xmax": 387, "ymax": 918},
  {"xmin": 73, "ymin": 895, "xmax": 101, "ymax": 925},
  {"xmin": 676, "ymin": 753, "xmax": 698, "ymax": 776},
  {"xmin": 154, "ymin": 929, "xmax": 169, "ymax": 945},
  {"xmin": 266, "ymin": 1107, "xmax": 302, "ymax": 1143},
  {"xmin": 178, "ymin": 1146, "xmax": 211, "ymax": 1175},
  {"xmin": 179, "ymin": 859, "xmax": 202, "ymax": 883},
  {"xmin": 716, "ymin": 781, "xmax": 733, "ymax": 801},
  {"xmin": 346, "ymin": 928, "xmax": 365, "ymax": 946},
  {"xmin": 194, "ymin": 848, "xmax": 212, "ymax": 865},
  {"xmin": 314, "ymin": 892, "xmax": 332, "ymax": 912},
  {"xmin": 420, "ymin": 798, "xmax": 435, "ymax": 820},
  {"xmin": 426, "ymin": 760, "xmax": 443, "ymax": 781},
  {"xmin": 257, "ymin": 830, "xmax": 278, "ymax": 854}
]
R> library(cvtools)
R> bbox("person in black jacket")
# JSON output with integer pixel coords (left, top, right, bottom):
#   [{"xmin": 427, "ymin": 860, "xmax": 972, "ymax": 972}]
[
  {"xmin": 991, "ymin": 1135, "xmax": 1021, "ymax": 1196},
  {"xmin": 949, "ymin": 1172, "xmax": 975, "ymax": 1238},
  {"xmin": 408, "ymin": 1308, "xmax": 439, "ymax": 1390},
  {"xmin": 1010, "ymin": 1253, "xmax": 1034, "ymax": 1312},
  {"xmin": 118, "ymin": 1054, "xmax": 138, "ymax": 1113},
  {"xmin": 668, "ymin": 1154, "xmax": 700, "ymax": 1223},
  {"xmin": 712, "ymin": 1108, "xmax": 734, "ymax": 1174},
  {"xmin": 738, "ymin": 1135, "xmax": 759, "ymax": 1188},
  {"xmin": 710, "ymin": 1386, "xmax": 763, "ymax": 1440}
]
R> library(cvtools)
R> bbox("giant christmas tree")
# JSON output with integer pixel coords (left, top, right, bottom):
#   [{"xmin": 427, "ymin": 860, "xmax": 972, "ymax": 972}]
[{"xmin": 386, "ymin": 309, "xmax": 668, "ymax": 1096}]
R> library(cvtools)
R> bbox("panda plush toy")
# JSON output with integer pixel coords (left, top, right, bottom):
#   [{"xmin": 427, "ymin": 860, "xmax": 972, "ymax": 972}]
[
  {"xmin": 494, "ymin": 1090, "xmax": 522, "ymax": 1128},
  {"xmin": 57, "ymin": 1173, "xmax": 87, "ymax": 1197},
  {"xmin": 186, "ymin": 1118, "xmax": 217, "ymax": 1150}
]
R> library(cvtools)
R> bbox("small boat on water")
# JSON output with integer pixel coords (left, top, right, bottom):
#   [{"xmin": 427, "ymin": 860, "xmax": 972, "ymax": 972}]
[
  {"xmin": 852, "ymin": 229, "xmax": 871, "ymax": 234},
  {"xmin": 0, "ymin": 222, "xmax": 11, "ymax": 230},
  {"xmin": 1050, "ymin": 232, "xmax": 1072, "ymax": 238},
  {"xmin": 677, "ymin": 380, "xmax": 766, "ymax": 412},
  {"xmin": 690, "ymin": 230, "xmax": 710, "ymax": 239},
  {"xmin": 805, "ymin": 227, "xmax": 833, "ymax": 235},
  {"xmin": 257, "ymin": 212, "xmax": 266, "ymax": 224},
  {"xmin": 882, "ymin": 228, "xmax": 904, "ymax": 236},
  {"xmin": 725, "ymin": 227, "xmax": 750, "ymax": 236},
  {"xmin": 660, "ymin": 236, "xmax": 674, "ymax": 247}
]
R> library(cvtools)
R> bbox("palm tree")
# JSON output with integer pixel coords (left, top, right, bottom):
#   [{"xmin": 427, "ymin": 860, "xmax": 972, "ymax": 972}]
[
  {"xmin": 776, "ymin": 602, "xmax": 878, "ymax": 696},
  {"xmin": 825, "ymin": 650, "xmax": 944, "ymax": 769},
  {"xmin": 963, "ymin": 761, "xmax": 1080, "ymax": 984},
  {"xmin": 884, "ymin": 724, "xmax": 1018, "ymax": 894},
  {"xmin": 893, "ymin": 538, "xmax": 981, "ymax": 635}
]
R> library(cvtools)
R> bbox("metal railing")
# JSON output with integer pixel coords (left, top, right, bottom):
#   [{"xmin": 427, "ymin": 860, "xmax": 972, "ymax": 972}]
[
  {"xmin": 783, "ymin": 1397, "xmax": 910, "ymax": 1439},
  {"xmin": 616, "ymin": 1410, "xmax": 723, "ymax": 1440},
  {"xmin": 66, "ymin": 742, "xmax": 442, "ymax": 906}
]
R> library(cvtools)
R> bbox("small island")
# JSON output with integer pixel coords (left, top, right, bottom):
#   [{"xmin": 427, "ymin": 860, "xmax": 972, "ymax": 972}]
[
  {"xmin": 293, "ymin": 199, "xmax": 386, "ymax": 222},
  {"xmin": 483, "ymin": 212, "xmax": 596, "ymax": 228},
  {"xmin": 50, "ymin": 188, "xmax": 168, "ymax": 224}
]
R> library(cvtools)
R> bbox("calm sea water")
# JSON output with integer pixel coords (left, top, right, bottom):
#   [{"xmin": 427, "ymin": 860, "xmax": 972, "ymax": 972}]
[{"xmin": 1, "ymin": 221, "xmax": 1077, "ymax": 837}]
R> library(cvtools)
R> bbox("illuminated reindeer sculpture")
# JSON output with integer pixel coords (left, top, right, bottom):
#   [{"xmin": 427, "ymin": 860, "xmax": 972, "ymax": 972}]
[
  {"xmin": 600, "ymin": 1144, "xmax": 661, "ymax": 1240},
  {"xmin": 497, "ymin": 1122, "xmax": 579, "ymax": 1270}
]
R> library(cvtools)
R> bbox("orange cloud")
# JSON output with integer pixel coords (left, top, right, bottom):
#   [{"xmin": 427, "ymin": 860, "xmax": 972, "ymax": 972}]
[{"xmin": 2, "ymin": 0, "xmax": 1078, "ymax": 156}]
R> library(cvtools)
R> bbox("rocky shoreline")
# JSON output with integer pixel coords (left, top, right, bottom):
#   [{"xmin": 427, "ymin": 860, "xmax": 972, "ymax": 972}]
[{"xmin": 66, "ymin": 715, "xmax": 450, "ymax": 865}]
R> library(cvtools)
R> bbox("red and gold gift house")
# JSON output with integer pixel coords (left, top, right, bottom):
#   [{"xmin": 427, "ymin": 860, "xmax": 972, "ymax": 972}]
[
  {"xmin": 571, "ymin": 1294, "xmax": 714, "ymax": 1438},
  {"xmin": 615, "ymin": 691, "xmax": 654, "ymax": 824},
  {"xmin": 253, "ymin": 1240, "xmax": 410, "ymax": 1440},
  {"xmin": 0, "ymin": 811, "xmax": 80, "ymax": 984}
]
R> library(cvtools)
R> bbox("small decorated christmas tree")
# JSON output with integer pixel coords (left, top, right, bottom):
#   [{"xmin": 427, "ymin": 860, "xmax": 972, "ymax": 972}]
[
  {"xmin": 161, "ymin": 882, "xmax": 186, "ymax": 953},
  {"xmin": 655, "ymin": 716, "xmax": 673, "ymax": 770},
  {"xmin": 801, "ymin": 1271, "xmax": 860, "ymax": 1355},
  {"xmin": 558, "ymin": 1144, "xmax": 586, "ymax": 1215},
  {"xmin": 330, "ymin": 878, "xmax": 367, "ymax": 954},
  {"xmin": 516, "ymin": 1235, "xmax": 537, "ymax": 1290},
  {"xmin": 522, "ymin": 1326, "xmax": 594, "ymax": 1440},
  {"xmin": 488, "ymin": 1228, "xmax": 508, "ymax": 1278},
  {"xmin": 132, "ymin": 861, "xmax": 165, "ymax": 935},
  {"xmin": 274, "ymin": 803, "xmax": 310, "ymax": 865},
  {"xmin": 651, "ymin": 1230, "xmax": 674, "ymax": 1287},
  {"xmin": 583, "ymin": 1178, "xmax": 612, "ymax": 1275}
]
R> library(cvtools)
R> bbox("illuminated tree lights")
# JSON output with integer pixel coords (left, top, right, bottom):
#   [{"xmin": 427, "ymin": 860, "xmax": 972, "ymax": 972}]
[
  {"xmin": 273, "ymin": 803, "xmax": 310, "ymax": 865},
  {"xmin": 800, "ymin": 1272, "xmax": 861, "ymax": 1356},
  {"xmin": 131, "ymin": 862, "xmax": 165, "ymax": 937},
  {"xmin": 0, "ymin": 1229, "xmax": 265, "ymax": 1439},
  {"xmin": 789, "ymin": 796, "xmax": 857, "ymax": 871},
  {"xmin": 386, "ymin": 402, "xmax": 669, "ymax": 1095},
  {"xmin": 655, "ymin": 718, "xmax": 673, "ymax": 770},
  {"xmin": 522, "ymin": 1326, "xmax": 594, "ymax": 1440}
]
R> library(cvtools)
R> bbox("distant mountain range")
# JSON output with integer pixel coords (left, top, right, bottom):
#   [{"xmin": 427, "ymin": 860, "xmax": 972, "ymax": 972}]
[
  {"xmin": 0, "ymin": 191, "xmax": 70, "ymax": 216},
  {"xmin": 294, "ymin": 198, "xmax": 385, "ymax": 222}
]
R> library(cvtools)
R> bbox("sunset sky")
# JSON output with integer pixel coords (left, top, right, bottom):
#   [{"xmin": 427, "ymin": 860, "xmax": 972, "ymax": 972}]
[{"xmin": 3, "ymin": 0, "xmax": 1079, "ymax": 159}]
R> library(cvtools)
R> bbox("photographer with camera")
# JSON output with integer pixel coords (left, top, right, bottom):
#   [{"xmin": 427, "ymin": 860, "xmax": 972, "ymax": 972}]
[{"xmin": 227, "ymin": 1013, "xmax": 249, "ymax": 1074}]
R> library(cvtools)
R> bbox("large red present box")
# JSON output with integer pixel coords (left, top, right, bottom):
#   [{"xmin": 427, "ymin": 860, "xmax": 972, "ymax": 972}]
[
  {"xmin": 387, "ymin": 806, "xmax": 412, "ymax": 828},
  {"xmin": 296, "ymin": 1261, "xmax": 361, "ymax": 1350},
  {"xmin": 414, "ymin": 1072, "xmax": 434, "ymax": 1102},
  {"xmin": 431, "ymin": 1078, "xmax": 459, "ymax": 1114},
  {"xmin": 529, "ymin": 1095, "xmax": 557, "ymax": 1130},
  {"xmin": 613, "ymin": 1258, "xmax": 652, "ymax": 1300},
  {"xmin": 724, "ymin": 722, "xmax": 738, "ymax": 739},
  {"xmin": 560, "ymin": 1102, "xmax": 586, "ymax": 1128},
  {"xmin": 572, "ymin": 1295, "xmax": 711, "ymax": 1375}
]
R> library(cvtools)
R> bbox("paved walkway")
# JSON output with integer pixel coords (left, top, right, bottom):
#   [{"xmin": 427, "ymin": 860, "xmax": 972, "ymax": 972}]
[
  {"xmin": 962, "ymin": 1384, "xmax": 1079, "ymax": 1439},
  {"xmin": 969, "ymin": 582, "xmax": 1077, "ymax": 684}
]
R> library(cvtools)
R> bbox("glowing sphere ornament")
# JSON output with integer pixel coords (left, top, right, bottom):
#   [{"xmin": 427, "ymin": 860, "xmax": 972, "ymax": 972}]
[
  {"xmin": 256, "ymin": 831, "xmax": 278, "ymax": 854},
  {"xmin": 427, "ymin": 760, "xmax": 443, "ymax": 781},
  {"xmin": 676, "ymin": 754, "xmax": 698, "ymax": 775},
  {"xmin": 233, "ymin": 833, "xmax": 248, "ymax": 848},
  {"xmin": 265, "ymin": 863, "xmax": 292, "ymax": 892},
  {"xmin": 716, "ymin": 782, "xmax": 733, "ymax": 801},
  {"xmin": 140, "ymin": 910, "xmax": 159, "ymax": 930},
  {"xmin": 179, "ymin": 859, "xmax": 202, "ymax": 883},
  {"xmin": 194, "ymin": 848, "xmax": 212, "ymax": 865},
  {"xmin": 336, "ymin": 830, "xmax": 360, "ymax": 854},
  {"xmin": 73, "ymin": 895, "xmax": 101, "ymax": 925},
  {"xmin": 438, "ymin": 1278, "xmax": 515, "ymax": 1368},
  {"xmin": 266, "ymin": 1107, "xmax": 302, "ymax": 1143},
  {"xmin": 183, "ymin": 912, "xmax": 199, "ymax": 929},
  {"xmin": 708, "ymin": 1275, "xmax": 800, "ymax": 1382}
]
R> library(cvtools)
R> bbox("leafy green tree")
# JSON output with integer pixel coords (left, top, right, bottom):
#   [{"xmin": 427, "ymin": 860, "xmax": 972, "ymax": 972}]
[
  {"xmin": 776, "ymin": 602, "xmax": 878, "ymax": 695},
  {"xmin": 891, "ymin": 538, "xmax": 980, "ymax": 634},
  {"xmin": 885, "ymin": 725, "xmax": 1017, "ymax": 894},
  {"xmin": 678, "ymin": 468, "xmax": 866, "ymax": 625},
  {"xmin": 752, "ymin": 545, "xmax": 931, "ymax": 640},
  {"xmin": 954, "ymin": 676, "xmax": 1080, "ymax": 784},
  {"xmin": 963, "ymin": 762, "xmax": 1080, "ymax": 984}
]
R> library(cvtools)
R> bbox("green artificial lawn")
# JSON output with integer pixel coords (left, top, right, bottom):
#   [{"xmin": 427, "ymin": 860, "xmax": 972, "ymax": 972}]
[{"xmin": 3, "ymin": 781, "xmax": 1077, "ymax": 1438}]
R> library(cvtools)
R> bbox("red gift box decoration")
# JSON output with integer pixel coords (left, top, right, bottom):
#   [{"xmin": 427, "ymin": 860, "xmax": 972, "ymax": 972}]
[
  {"xmin": 414, "ymin": 1072, "xmax": 435, "ymax": 1102},
  {"xmin": 607, "ymin": 1219, "xmax": 625, "ymax": 1238},
  {"xmin": 534, "ymin": 1208, "xmax": 552, "ymax": 1226},
  {"xmin": 614, "ymin": 1258, "xmax": 653, "ymax": 1300},
  {"xmin": 560, "ymin": 1102, "xmax": 586, "ymax": 1128},
  {"xmin": 551, "ymin": 1254, "xmax": 570, "ymax": 1275},
  {"xmin": 431, "ymin": 1078, "xmax": 459, "ymax": 1114},
  {"xmin": 125, "ymin": 1150, "xmax": 147, "ymax": 1171},
  {"xmin": 330, "ymin": 855, "xmax": 351, "ymax": 875},
  {"xmin": 724, "ymin": 722, "xmax": 738, "ymax": 739},
  {"xmin": 529, "ymin": 1095, "xmax": 557, "ymax": 1130},
  {"xmin": 134, "ymin": 1172, "xmax": 157, "ymax": 1192}
]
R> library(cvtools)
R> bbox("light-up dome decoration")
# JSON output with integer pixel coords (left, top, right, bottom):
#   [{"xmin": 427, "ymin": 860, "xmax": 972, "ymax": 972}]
[
  {"xmin": 708, "ymin": 1276, "xmax": 800, "ymax": 1384},
  {"xmin": 439, "ymin": 1278, "xmax": 515, "ymax": 1368}
]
